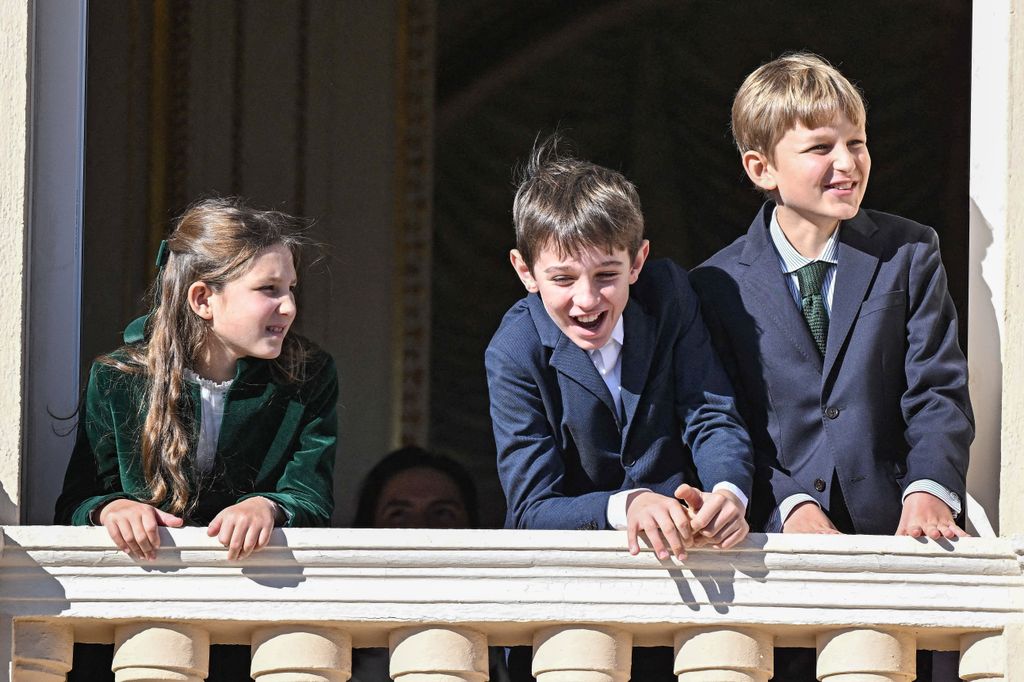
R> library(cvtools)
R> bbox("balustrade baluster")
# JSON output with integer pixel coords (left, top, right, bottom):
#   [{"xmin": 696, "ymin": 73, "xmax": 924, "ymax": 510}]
[
  {"xmin": 251, "ymin": 626, "xmax": 351, "ymax": 682},
  {"xmin": 960, "ymin": 629, "xmax": 1014, "ymax": 681},
  {"xmin": 112, "ymin": 623, "xmax": 209, "ymax": 682},
  {"xmin": 673, "ymin": 627, "xmax": 772, "ymax": 681},
  {"xmin": 816, "ymin": 628, "xmax": 915, "ymax": 682},
  {"xmin": 531, "ymin": 625, "xmax": 631, "ymax": 682},
  {"xmin": 12, "ymin": 620, "xmax": 73, "ymax": 682},
  {"xmin": 390, "ymin": 626, "xmax": 488, "ymax": 682}
]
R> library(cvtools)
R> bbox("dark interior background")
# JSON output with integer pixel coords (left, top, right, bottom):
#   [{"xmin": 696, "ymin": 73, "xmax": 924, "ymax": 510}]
[{"xmin": 430, "ymin": 0, "xmax": 971, "ymax": 526}]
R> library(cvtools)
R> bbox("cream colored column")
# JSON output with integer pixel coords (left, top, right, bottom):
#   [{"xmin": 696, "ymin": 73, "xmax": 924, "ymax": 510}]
[
  {"xmin": 0, "ymin": 0, "xmax": 29, "ymax": 526},
  {"xmin": 970, "ymin": 0, "xmax": 1024, "ymax": 534},
  {"xmin": 251, "ymin": 627, "xmax": 352, "ymax": 682},
  {"xmin": 961, "ymin": 625, "xmax": 1024, "ymax": 682},
  {"xmin": 673, "ymin": 627, "xmax": 772, "ymax": 682},
  {"xmin": 531, "ymin": 626, "xmax": 632, "ymax": 682},
  {"xmin": 389, "ymin": 626, "xmax": 488, "ymax": 682},
  {"xmin": 12, "ymin": 620, "xmax": 74, "ymax": 681},
  {"xmin": 112, "ymin": 623, "xmax": 209, "ymax": 682},
  {"xmin": 961, "ymin": 630, "xmax": 1005, "ymax": 681},
  {"xmin": 815, "ymin": 629, "xmax": 914, "ymax": 682}
]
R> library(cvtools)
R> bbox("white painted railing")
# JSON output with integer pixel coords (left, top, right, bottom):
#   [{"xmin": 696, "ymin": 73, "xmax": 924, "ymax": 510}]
[{"xmin": 1, "ymin": 527, "xmax": 1022, "ymax": 680}]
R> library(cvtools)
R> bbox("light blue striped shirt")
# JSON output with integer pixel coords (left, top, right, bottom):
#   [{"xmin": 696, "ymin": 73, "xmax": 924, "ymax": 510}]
[
  {"xmin": 766, "ymin": 209, "xmax": 961, "ymax": 528},
  {"xmin": 769, "ymin": 209, "xmax": 840, "ymax": 313}
]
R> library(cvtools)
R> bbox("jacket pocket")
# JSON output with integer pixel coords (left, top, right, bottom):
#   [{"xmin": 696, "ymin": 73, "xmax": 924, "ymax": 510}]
[{"xmin": 859, "ymin": 289, "xmax": 906, "ymax": 317}]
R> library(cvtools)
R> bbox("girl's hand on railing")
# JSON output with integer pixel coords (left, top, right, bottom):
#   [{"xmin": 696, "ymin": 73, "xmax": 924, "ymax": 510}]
[
  {"xmin": 98, "ymin": 499, "xmax": 184, "ymax": 561},
  {"xmin": 207, "ymin": 496, "xmax": 281, "ymax": 560}
]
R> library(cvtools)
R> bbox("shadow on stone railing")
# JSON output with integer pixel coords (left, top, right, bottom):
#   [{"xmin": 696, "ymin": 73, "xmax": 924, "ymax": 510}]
[{"xmin": 1, "ymin": 527, "xmax": 1021, "ymax": 680}]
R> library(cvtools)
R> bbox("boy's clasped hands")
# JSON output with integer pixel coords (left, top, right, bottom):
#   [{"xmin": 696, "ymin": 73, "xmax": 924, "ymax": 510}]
[
  {"xmin": 625, "ymin": 484, "xmax": 748, "ymax": 561},
  {"xmin": 97, "ymin": 496, "xmax": 283, "ymax": 561}
]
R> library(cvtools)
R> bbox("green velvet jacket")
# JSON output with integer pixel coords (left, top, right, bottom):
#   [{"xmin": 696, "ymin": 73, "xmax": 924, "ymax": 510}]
[{"xmin": 54, "ymin": 346, "xmax": 338, "ymax": 527}]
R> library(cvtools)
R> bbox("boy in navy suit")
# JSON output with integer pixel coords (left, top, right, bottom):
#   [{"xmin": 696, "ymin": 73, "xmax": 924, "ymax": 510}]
[
  {"xmin": 486, "ymin": 139, "xmax": 756, "ymax": 680},
  {"xmin": 691, "ymin": 53, "xmax": 974, "ymax": 540},
  {"xmin": 486, "ymin": 139, "xmax": 755, "ymax": 560}
]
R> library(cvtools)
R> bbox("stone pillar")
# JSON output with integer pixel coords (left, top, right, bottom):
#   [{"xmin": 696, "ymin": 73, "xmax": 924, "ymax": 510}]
[
  {"xmin": 0, "ymin": 0, "xmax": 29, "ymax": 527},
  {"xmin": 970, "ymin": 0, "xmax": 1024, "ymax": 535},
  {"xmin": 112, "ymin": 623, "xmax": 209, "ymax": 682},
  {"xmin": 816, "ymin": 629, "xmax": 915, "ymax": 682},
  {"xmin": 531, "ymin": 625, "xmax": 632, "ymax": 682},
  {"xmin": 673, "ymin": 627, "xmax": 773, "ymax": 682},
  {"xmin": 12, "ymin": 620, "xmax": 74, "ymax": 681},
  {"xmin": 960, "ymin": 630, "xmax": 1005, "ymax": 681},
  {"xmin": 389, "ymin": 626, "xmax": 488, "ymax": 682},
  {"xmin": 251, "ymin": 626, "xmax": 352, "ymax": 682}
]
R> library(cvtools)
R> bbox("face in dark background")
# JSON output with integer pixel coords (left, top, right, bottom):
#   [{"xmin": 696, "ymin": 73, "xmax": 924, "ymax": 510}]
[{"xmin": 373, "ymin": 466, "xmax": 472, "ymax": 529}]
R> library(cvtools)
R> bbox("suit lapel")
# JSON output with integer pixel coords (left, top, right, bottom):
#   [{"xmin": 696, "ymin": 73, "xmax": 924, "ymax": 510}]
[
  {"xmin": 823, "ymin": 212, "xmax": 880, "ymax": 378},
  {"xmin": 530, "ymin": 294, "xmax": 620, "ymax": 425},
  {"xmin": 738, "ymin": 205, "xmax": 823, "ymax": 369},
  {"xmin": 620, "ymin": 298, "xmax": 654, "ymax": 445}
]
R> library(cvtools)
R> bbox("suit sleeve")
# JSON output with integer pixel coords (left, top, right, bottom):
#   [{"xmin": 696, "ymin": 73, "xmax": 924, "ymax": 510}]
[
  {"xmin": 54, "ymin": 362, "xmax": 141, "ymax": 525},
  {"xmin": 241, "ymin": 353, "xmax": 338, "ymax": 527},
  {"xmin": 670, "ymin": 273, "xmax": 754, "ymax": 501},
  {"xmin": 486, "ymin": 344, "xmax": 615, "ymax": 530},
  {"xmin": 690, "ymin": 268, "xmax": 815, "ymax": 530},
  {"xmin": 901, "ymin": 228, "xmax": 973, "ymax": 499}
]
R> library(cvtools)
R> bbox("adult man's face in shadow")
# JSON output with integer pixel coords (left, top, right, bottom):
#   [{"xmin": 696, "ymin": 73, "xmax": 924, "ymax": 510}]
[{"xmin": 373, "ymin": 467, "xmax": 472, "ymax": 529}]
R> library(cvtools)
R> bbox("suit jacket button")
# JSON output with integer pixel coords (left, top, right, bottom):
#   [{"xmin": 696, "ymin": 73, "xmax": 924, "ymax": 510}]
[
  {"xmin": 814, "ymin": 478, "xmax": 827, "ymax": 492},
  {"xmin": 824, "ymin": 406, "xmax": 840, "ymax": 419}
]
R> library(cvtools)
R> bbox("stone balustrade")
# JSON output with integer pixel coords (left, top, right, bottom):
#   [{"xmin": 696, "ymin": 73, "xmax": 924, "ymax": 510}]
[{"xmin": 1, "ymin": 527, "xmax": 1022, "ymax": 681}]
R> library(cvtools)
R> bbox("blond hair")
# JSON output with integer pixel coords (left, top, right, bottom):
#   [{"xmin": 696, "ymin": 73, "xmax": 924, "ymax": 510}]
[
  {"xmin": 731, "ymin": 52, "xmax": 866, "ymax": 160},
  {"xmin": 513, "ymin": 135, "xmax": 644, "ymax": 270},
  {"xmin": 102, "ymin": 197, "xmax": 313, "ymax": 516}
]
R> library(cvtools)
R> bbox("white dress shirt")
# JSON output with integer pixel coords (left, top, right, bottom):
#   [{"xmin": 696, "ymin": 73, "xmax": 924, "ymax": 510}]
[
  {"xmin": 599, "ymin": 315, "xmax": 749, "ymax": 530},
  {"xmin": 185, "ymin": 369, "xmax": 233, "ymax": 474}
]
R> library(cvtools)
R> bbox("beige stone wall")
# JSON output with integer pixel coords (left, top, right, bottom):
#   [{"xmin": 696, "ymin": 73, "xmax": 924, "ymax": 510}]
[
  {"xmin": 997, "ymin": 0, "xmax": 1024, "ymax": 535},
  {"xmin": 0, "ymin": 2, "xmax": 29, "ymax": 524},
  {"xmin": 969, "ymin": 0, "xmax": 1024, "ymax": 535}
]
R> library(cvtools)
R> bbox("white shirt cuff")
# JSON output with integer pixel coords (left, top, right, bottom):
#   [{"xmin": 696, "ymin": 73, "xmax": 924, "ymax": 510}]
[
  {"xmin": 902, "ymin": 479, "xmax": 962, "ymax": 516},
  {"xmin": 712, "ymin": 482, "xmax": 748, "ymax": 511},
  {"xmin": 779, "ymin": 493, "xmax": 820, "ymax": 525},
  {"xmin": 607, "ymin": 488, "xmax": 651, "ymax": 530}
]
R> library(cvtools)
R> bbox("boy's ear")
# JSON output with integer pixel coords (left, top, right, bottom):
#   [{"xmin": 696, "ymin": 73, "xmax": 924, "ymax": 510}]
[
  {"xmin": 187, "ymin": 282, "xmax": 215, "ymax": 320},
  {"xmin": 742, "ymin": 150, "xmax": 778, "ymax": 192},
  {"xmin": 510, "ymin": 249, "xmax": 539, "ymax": 293},
  {"xmin": 628, "ymin": 240, "xmax": 651, "ymax": 284}
]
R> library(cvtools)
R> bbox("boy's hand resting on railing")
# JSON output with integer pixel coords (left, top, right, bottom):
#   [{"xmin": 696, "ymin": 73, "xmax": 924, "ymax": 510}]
[
  {"xmin": 683, "ymin": 484, "xmax": 749, "ymax": 550},
  {"xmin": 207, "ymin": 496, "xmax": 283, "ymax": 560},
  {"xmin": 625, "ymin": 484, "xmax": 748, "ymax": 561},
  {"xmin": 98, "ymin": 499, "xmax": 184, "ymax": 561},
  {"xmin": 625, "ymin": 490, "xmax": 696, "ymax": 561},
  {"xmin": 896, "ymin": 491, "xmax": 969, "ymax": 540},
  {"xmin": 782, "ymin": 501, "xmax": 841, "ymax": 534}
]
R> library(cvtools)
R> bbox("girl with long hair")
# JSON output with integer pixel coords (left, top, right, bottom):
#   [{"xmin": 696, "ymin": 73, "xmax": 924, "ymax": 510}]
[{"xmin": 55, "ymin": 197, "xmax": 337, "ymax": 561}]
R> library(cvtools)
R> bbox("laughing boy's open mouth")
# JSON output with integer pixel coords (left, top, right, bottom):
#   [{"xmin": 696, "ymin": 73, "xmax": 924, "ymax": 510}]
[{"xmin": 572, "ymin": 311, "xmax": 606, "ymax": 330}]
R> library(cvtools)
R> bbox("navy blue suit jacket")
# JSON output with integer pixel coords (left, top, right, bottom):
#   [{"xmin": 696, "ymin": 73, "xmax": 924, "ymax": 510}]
[
  {"xmin": 486, "ymin": 258, "xmax": 754, "ymax": 531},
  {"xmin": 691, "ymin": 203, "xmax": 973, "ymax": 533}
]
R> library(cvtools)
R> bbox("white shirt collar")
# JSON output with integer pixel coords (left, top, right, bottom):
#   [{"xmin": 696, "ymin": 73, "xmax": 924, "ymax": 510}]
[
  {"xmin": 590, "ymin": 313, "xmax": 625, "ymax": 373},
  {"xmin": 769, "ymin": 207, "xmax": 841, "ymax": 274}
]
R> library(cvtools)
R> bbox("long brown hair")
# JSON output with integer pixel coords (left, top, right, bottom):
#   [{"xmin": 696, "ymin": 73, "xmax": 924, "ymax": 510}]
[{"xmin": 103, "ymin": 197, "xmax": 312, "ymax": 515}]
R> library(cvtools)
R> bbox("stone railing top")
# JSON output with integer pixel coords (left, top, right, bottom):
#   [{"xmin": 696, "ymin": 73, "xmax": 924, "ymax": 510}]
[{"xmin": 2, "ymin": 527, "xmax": 1022, "ymax": 648}]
